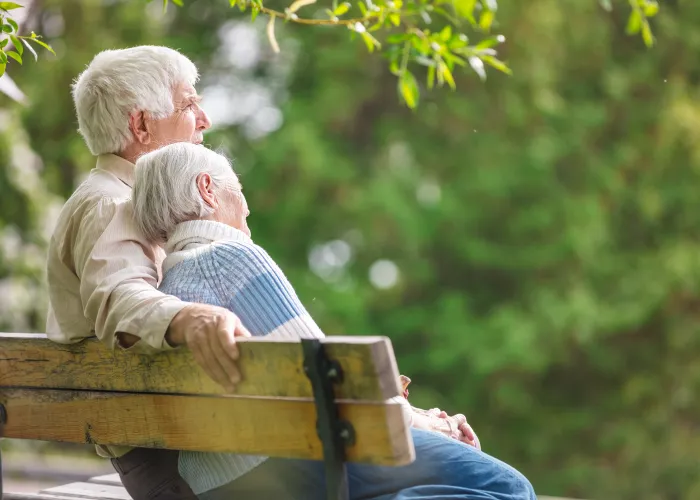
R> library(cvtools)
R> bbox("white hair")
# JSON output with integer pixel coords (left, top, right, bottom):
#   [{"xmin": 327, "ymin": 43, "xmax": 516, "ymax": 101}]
[
  {"xmin": 72, "ymin": 46, "xmax": 199, "ymax": 155},
  {"xmin": 132, "ymin": 143, "xmax": 236, "ymax": 243}
]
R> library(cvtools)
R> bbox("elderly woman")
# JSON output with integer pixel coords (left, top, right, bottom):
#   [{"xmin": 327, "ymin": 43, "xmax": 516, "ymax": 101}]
[{"xmin": 131, "ymin": 142, "xmax": 536, "ymax": 500}]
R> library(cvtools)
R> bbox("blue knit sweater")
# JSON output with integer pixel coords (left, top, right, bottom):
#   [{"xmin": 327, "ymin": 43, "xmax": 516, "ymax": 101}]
[{"xmin": 158, "ymin": 220, "xmax": 325, "ymax": 494}]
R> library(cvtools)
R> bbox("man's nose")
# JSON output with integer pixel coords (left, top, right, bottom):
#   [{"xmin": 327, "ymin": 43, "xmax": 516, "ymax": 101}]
[{"xmin": 197, "ymin": 107, "xmax": 212, "ymax": 131}]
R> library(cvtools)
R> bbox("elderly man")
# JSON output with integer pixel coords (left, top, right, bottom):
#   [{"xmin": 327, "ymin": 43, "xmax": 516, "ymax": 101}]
[
  {"xmin": 46, "ymin": 46, "xmax": 250, "ymax": 500},
  {"xmin": 130, "ymin": 142, "xmax": 537, "ymax": 500}
]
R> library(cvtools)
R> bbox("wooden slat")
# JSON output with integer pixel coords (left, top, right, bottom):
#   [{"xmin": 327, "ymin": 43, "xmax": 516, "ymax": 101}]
[
  {"xmin": 41, "ymin": 484, "xmax": 130, "ymax": 500},
  {"xmin": 0, "ymin": 388, "xmax": 414, "ymax": 466},
  {"xmin": 0, "ymin": 334, "xmax": 401, "ymax": 401},
  {"xmin": 4, "ymin": 494, "xmax": 95, "ymax": 500},
  {"xmin": 86, "ymin": 475, "xmax": 122, "ymax": 487},
  {"xmin": 80, "ymin": 475, "xmax": 584, "ymax": 500}
]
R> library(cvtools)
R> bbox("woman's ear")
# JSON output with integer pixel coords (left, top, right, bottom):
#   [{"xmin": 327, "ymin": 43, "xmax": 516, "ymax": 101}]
[
  {"xmin": 128, "ymin": 111, "xmax": 151, "ymax": 145},
  {"xmin": 196, "ymin": 173, "xmax": 218, "ymax": 209}
]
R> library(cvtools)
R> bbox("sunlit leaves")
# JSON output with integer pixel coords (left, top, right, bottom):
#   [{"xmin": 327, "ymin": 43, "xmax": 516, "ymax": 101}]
[
  {"xmin": 0, "ymin": 0, "xmax": 661, "ymax": 105},
  {"xmin": 0, "ymin": 2, "xmax": 23, "ymax": 10},
  {"xmin": 0, "ymin": 6, "xmax": 54, "ymax": 77},
  {"xmin": 623, "ymin": 0, "xmax": 658, "ymax": 47}
]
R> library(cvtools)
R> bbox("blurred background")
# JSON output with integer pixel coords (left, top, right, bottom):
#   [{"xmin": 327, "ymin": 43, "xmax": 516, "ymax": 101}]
[{"xmin": 1, "ymin": 0, "xmax": 699, "ymax": 499}]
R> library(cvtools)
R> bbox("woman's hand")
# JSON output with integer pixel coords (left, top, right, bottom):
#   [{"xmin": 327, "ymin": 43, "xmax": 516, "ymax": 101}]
[
  {"xmin": 398, "ymin": 375, "xmax": 481, "ymax": 450},
  {"xmin": 437, "ymin": 411, "xmax": 481, "ymax": 449},
  {"xmin": 408, "ymin": 407, "xmax": 481, "ymax": 449}
]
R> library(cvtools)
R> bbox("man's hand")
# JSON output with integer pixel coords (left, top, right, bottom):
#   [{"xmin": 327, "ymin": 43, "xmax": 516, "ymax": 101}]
[{"xmin": 166, "ymin": 303, "xmax": 251, "ymax": 392}]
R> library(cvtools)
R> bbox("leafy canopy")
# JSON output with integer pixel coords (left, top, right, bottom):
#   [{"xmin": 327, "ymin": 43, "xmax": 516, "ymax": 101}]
[{"xmin": 0, "ymin": 0, "xmax": 660, "ymax": 108}]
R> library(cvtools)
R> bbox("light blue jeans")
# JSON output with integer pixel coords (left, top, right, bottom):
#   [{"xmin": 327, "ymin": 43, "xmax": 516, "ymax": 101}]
[{"xmin": 199, "ymin": 428, "xmax": 536, "ymax": 500}]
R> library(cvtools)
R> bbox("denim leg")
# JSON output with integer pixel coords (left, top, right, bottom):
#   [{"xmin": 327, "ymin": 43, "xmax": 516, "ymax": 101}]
[
  {"xmin": 199, "ymin": 428, "xmax": 536, "ymax": 500},
  {"xmin": 347, "ymin": 428, "xmax": 536, "ymax": 500}
]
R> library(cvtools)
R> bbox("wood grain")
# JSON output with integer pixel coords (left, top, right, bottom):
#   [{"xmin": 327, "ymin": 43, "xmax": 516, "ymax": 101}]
[
  {"xmin": 0, "ymin": 388, "xmax": 415, "ymax": 466},
  {"xmin": 0, "ymin": 334, "xmax": 401, "ymax": 401},
  {"xmin": 41, "ymin": 484, "xmax": 130, "ymax": 500}
]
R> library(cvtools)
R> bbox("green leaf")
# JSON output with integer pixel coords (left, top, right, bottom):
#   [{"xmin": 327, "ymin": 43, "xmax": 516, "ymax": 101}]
[
  {"xmin": 163, "ymin": 0, "xmax": 168, "ymax": 13},
  {"xmin": 2, "ymin": 24, "xmax": 12, "ymax": 33},
  {"xmin": 10, "ymin": 34, "xmax": 21, "ymax": 55},
  {"xmin": 389, "ymin": 13, "xmax": 400, "ymax": 26},
  {"xmin": 358, "ymin": 1, "xmax": 367, "ymax": 15},
  {"xmin": 21, "ymin": 38, "xmax": 37, "ymax": 60},
  {"xmin": 443, "ymin": 52, "xmax": 466, "ymax": 67},
  {"xmin": 6, "ymin": 17, "xmax": 17, "ymax": 32},
  {"xmin": 482, "ymin": 55, "xmax": 512, "ymax": 74},
  {"xmin": 398, "ymin": 70, "xmax": 419, "ymax": 108},
  {"xmin": 171, "ymin": 0, "xmax": 183, "ymax": 5},
  {"xmin": 0, "ymin": 50, "xmax": 6, "ymax": 64},
  {"xmin": 360, "ymin": 31, "xmax": 380, "ymax": 52},
  {"xmin": 476, "ymin": 35, "xmax": 504, "ymax": 49},
  {"xmin": 0, "ymin": 38, "xmax": 7, "ymax": 48},
  {"xmin": 334, "ymin": 2, "xmax": 350, "ymax": 15},
  {"xmin": 644, "ymin": 1, "xmax": 659, "ymax": 17},
  {"xmin": 0, "ymin": 61, "xmax": 5, "ymax": 77},
  {"xmin": 5, "ymin": 49, "xmax": 20, "ymax": 64},
  {"xmin": 0, "ymin": 2, "xmax": 23, "ymax": 10},
  {"xmin": 389, "ymin": 58, "xmax": 400, "ymax": 75},
  {"xmin": 453, "ymin": 0, "xmax": 477, "ymax": 23},
  {"xmin": 29, "ymin": 37, "xmax": 55, "ymax": 55},
  {"xmin": 626, "ymin": 10, "xmax": 642, "ymax": 35},
  {"xmin": 250, "ymin": 6, "xmax": 260, "ymax": 22},
  {"xmin": 440, "ymin": 25, "xmax": 452, "ymax": 42},
  {"xmin": 641, "ymin": 21, "xmax": 654, "ymax": 47},
  {"xmin": 427, "ymin": 64, "xmax": 436, "ymax": 89},
  {"xmin": 479, "ymin": 10, "xmax": 495, "ymax": 31},
  {"xmin": 440, "ymin": 59, "xmax": 457, "ymax": 87}
]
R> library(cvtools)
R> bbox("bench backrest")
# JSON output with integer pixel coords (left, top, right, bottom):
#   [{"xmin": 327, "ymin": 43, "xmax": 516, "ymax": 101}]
[{"xmin": 0, "ymin": 333, "xmax": 414, "ymax": 466}]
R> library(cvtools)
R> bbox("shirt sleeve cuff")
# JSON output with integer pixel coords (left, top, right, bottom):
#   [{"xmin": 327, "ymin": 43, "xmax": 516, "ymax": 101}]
[{"xmin": 118, "ymin": 298, "xmax": 189, "ymax": 353}]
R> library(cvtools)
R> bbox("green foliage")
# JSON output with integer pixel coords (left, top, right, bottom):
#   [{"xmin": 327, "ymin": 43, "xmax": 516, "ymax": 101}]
[
  {"xmin": 1, "ymin": 1, "xmax": 659, "ymax": 108},
  {"xmin": 0, "ymin": 3, "xmax": 55, "ymax": 77}
]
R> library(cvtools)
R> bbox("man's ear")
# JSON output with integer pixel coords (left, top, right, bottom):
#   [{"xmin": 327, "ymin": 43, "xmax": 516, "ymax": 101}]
[
  {"xmin": 128, "ymin": 110, "xmax": 151, "ymax": 145},
  {"xmin": 196, "ymin": 173, "xmax": 218, "ymax": 209}
]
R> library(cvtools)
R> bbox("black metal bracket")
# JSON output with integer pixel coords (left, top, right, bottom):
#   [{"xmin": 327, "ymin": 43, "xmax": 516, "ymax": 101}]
[{"xmin": 302, "ymin": 339, "xmax": 355, "ymax": 500}]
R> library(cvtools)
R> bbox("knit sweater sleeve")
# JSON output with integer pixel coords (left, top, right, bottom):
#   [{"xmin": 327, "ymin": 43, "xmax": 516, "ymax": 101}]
[
  {"xmin": 203, "ymin": 241, "xmax": 324, "ymax": 340},
  {"xmin": 203, "ymin": 241, "xmax": 412, "ymax": 427}
]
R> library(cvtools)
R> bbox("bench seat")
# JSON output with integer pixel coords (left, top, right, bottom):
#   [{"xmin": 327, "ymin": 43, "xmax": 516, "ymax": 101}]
[{"xmin": 4, "ymin": 473, "xmax": 579, "ymax": 500}]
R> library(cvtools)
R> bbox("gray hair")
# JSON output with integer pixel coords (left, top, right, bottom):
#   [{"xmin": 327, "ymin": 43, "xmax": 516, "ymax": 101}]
[
  {"xmin": 132, "ymin": 143, "xmax": 236, "ymax": 243},
  {"xmin": 72, "ymin": 46, "xmax": 199, "ymax": 155}
]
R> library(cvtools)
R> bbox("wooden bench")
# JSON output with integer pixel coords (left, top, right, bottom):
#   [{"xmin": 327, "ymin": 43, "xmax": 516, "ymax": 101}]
[
  {"xmin": 5, "ymin": 472, "xmax": 579, "ymax": 500},
  {"xmin": 0, "ymin": 333, "xmax": 413, "ymax": 500}
]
